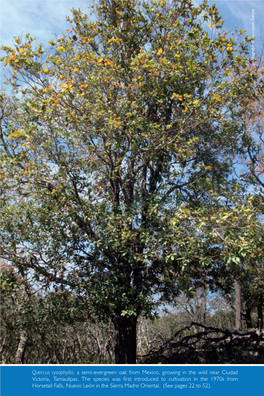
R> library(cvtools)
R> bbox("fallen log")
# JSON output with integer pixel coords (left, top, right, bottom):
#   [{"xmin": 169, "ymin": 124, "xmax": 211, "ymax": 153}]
[{"xmin": 137, "ymin": 322, "xmax": 264, "ymax": 364}]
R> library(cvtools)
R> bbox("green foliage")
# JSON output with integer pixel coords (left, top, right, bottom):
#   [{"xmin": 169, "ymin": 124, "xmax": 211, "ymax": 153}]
[
  {"xmin": 0, "ymin": 0, "xmax": 263, "ymax": 362},
  {"xmin": 0, "ymin": 264, "xmax": 115, "ymax": 364}
]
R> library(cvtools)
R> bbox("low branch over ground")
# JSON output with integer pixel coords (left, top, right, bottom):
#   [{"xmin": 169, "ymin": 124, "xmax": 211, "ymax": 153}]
[{"xmin": 138, "ymin": 322, "xmax": 264, "ymax": 364}]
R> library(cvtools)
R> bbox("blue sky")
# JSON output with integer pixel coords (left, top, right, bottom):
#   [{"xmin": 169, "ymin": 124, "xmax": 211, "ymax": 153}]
[{"xmin": 0, "ymin": 0, "xmax": 263, "ymax": 62}]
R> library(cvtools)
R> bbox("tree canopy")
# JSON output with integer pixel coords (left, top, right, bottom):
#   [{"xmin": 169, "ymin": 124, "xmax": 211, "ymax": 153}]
[{"xmin": 0, "ymin": 0, "xmax": 263, "ymax": 363}]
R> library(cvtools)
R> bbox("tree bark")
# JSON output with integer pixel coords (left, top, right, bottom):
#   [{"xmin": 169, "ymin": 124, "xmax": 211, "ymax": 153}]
[
  {"xmin": 234, "ymin": 278, "xmax": 242, "ymax": 331},
  {"xmin": 201, "ymin": 286, "xmax": 207, "ymax": 325},
  {"xmin": 257, "ymin": 294, "xmax": 263, "ymax": 330},
  {"xmin": 15, "ymin": 330, "xmax": 28, "ymax": 364},
  {"xmin": 114, "ymin": 315, "xmax": 137, "ymax": 364},
  {"xmin": 243, "ymin": 307, "xmax": 252, "ymax": 329}
]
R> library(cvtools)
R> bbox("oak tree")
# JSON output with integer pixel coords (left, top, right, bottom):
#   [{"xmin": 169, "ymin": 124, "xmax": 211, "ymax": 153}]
[{"xmin": 1, "ymin": 0, "xmax": 263, "ymax": 362}]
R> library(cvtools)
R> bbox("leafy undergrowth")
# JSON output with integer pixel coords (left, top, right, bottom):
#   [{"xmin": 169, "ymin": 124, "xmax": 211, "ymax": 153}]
[{"xmin": 138, "ymin": 322, "xmax": 264, "ymax": 364}]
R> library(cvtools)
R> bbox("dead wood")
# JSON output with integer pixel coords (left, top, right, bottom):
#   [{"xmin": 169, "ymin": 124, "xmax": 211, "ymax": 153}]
[{"xmin": 138, "ymin": 322, "xmax": 264, "ymax": 364}]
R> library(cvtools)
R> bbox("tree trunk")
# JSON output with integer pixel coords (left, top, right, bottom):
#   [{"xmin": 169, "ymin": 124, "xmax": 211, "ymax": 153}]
[
  {"xmin": 234, "ymin": 278, "xmax": 242, "ymax": 331},
  {"xmin": 257, "ymin": 294, "xmax": 263, "ymax": 331},
  {"xmin": 114, "ymin": 315, "xmax": 137, "ymax": 364},
  {"xmin": 15, "ymin": 330, "xmax": 27, "ymax": 364},
  {"xmin": 202, "ymin": 286, "xmax": 207, "ymax": 325},
  {"xmin": 244, "ymin": 307, "xmax": 252, "ymax": 329}
]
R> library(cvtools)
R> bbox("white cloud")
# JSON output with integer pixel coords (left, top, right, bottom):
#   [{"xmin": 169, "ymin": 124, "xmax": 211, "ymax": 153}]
[
  {"xmin": 1, "ymin": 0, "xmax": 263, "ymax": 54},
  {"xmin": 0, "ymin": 0, "xmax": 93, "ymax": 47}
]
